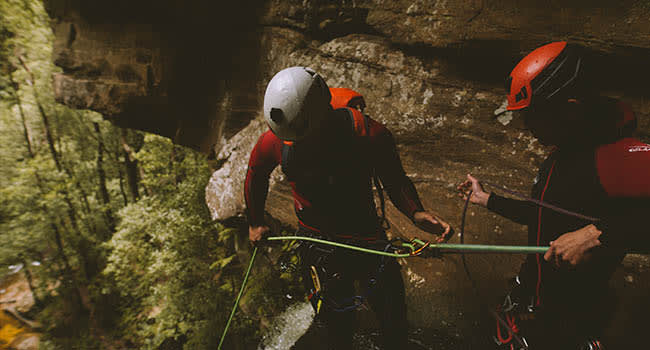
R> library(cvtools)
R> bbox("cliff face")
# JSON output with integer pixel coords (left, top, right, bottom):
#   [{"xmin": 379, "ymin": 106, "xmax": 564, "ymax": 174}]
[
  {"xmin": 45, "ymin": 0, "xmax": 650, "ymax": 152},
  {"xmin": 46, "ymin": 0, "xmax": 650, "ymax": 346},
  {"xmin": 45, "ymin": 0, "xmax": 267, "ymax": 152}
]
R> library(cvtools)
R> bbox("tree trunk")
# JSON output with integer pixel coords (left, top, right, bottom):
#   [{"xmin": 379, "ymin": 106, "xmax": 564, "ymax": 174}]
[
  {"xmin": 19, "ymin": 258, "xmax": 43, "ymax": 309},
  {"xmin": 121, "ymin": 128, "xmax": 150, "ymax": 199},
  {"xmin": 51, "ymin": 222, "xmax": 86, "ymax": 312},
  {"xmin": 9, "ymin": 74, "xmax": 35, "ymax": 158},
  {"xmin": 12, "ymin": 73, "xmax": 77, "ymax": 305},
  {"xmin": 117, "ymin": 163, "xmax": 129, "ymax": 206},
  {"xmin": 18, "ymin": 57, "xmax": 62, "ymax": 171},
  {"xmin": 16, "ymin": 57, "xmax": 89, "ymax": 312},
  {"xmin": 17, "ymin": 56, "xmax": 85, "ymax": 235},
  {"xmin": 94, "ymin": 122, "xmax": 116, "ymax": 234}
]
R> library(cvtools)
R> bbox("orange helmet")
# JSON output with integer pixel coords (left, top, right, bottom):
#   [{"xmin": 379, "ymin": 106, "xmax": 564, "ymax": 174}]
[
  {"xmin": 506, "ymin": 42, "xmax": 583, "ymax": 111},
  {"xmin": 329, "ymin": 87, "xmax": 366, "ymax": 111}
]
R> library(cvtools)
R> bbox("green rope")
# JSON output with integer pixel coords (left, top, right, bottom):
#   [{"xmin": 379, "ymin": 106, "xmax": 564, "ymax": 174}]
[
  {"xmin": 218, "ymin": 246, "xmax": 258, "ymax": 350},
  {"xmin": 269, "ymin": 235, "xmax": 548, "ymax": 255},
  {"xmin": 411, "ymin": 238, "xmax": 548, "ymax": 254},
  {"xmin": 267, "ymin": 236, "xmax": 413, "ymax": 257},
  {"xmin": 217, "ymin": 235, "xmax": 547, "ymax": 349}
]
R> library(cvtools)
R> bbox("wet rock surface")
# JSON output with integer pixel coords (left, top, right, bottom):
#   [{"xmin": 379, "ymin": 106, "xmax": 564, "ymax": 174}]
[
  {"xmin": 0, "ymin": 273, "xmax": 34, "ymax": 315},
  {"xmin": 45, "ymin": 0, "xmax": 650, "ymax": 347},
  {"xmin": 0, "ymin": 273, "xmax": 38, "ymax": 350},
  {"xmin": 205, "ymin": 118, "xmax": 285, "ymax": 221}
]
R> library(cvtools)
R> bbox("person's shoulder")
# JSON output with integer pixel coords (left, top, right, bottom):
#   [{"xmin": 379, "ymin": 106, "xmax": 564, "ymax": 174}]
[
  {"xmin": 596, "ymin": 137, "xmax": 650, "ymax": 197},
  {"xmin": 366, "ymin": 116, "xmax": 391, "ymax": 138},
  {"xmin": 252, "ymin": 129, "xmax": 283, "ymax": 160},
  {"xmin": 333, "ymin": 107, "xmax": 391, "ymax": 138},
  {"xmin": 260, "ymin": 128, "xmax": 275, "ymax": 138},
  {"xmin": 258, "ymin": 129, "xmax": 281, "ymax": 144},
  {"xmin": 597, "ymin": 138, "xmax": 650, "ymax": 159}
]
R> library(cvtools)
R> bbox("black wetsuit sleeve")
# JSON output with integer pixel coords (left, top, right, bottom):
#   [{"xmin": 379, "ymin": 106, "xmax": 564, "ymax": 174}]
[
  {"xmin": 486, "ymin": 193, "xmax": 537, "ymax": 226},
  {"xmin": 387, "ymin": 177, "xmax": 425, "ymax": 221},
  {"xmin": 371, "ymin": 122, "xmax": 424, "ymax": 221},
  {"xmin": 244, "ymin": 132, "xmax": 280, "ymax": 227}
]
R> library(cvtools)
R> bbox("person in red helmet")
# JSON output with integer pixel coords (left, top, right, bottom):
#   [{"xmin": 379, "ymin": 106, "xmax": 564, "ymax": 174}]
[
  {"xmin": 458, "ymin": 41, "xmax": 650, "ymax": 349},
  {"xmin": 329, "ymin": 87, "xmax": 367, "ymax": 111},
  {"xmin": 245, "ymin": 67, "xmax": 452, "ymax": 349}
]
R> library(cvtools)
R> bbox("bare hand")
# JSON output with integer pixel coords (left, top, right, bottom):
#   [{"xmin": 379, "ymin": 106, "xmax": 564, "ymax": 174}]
[
  {"xmin": 413, "ymin": 211, "xmax": 453, "ymax": 242},
  {"xmin": 457, "ymin": 174, "xmax": 490, "ymax": 207},
  {"xmin": 249, "ymin": 225, "xmax": 270, "ymax": 243},
  {"xmin": 544, "ymin": 224, "xmax": 602, "ymax": 267}
]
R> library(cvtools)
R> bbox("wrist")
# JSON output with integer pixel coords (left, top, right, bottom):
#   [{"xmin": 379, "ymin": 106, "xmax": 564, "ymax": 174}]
[
  {"xmin": 475, "ymin": 191, "xmax": 490, "ymax": 207},
  {"xmin": 411, "ymin": 210, "xmax": 422, "ymax": 223},
  {"xmin": 411, "ymin": 209, "xmax": 426, "ymax": 221}
]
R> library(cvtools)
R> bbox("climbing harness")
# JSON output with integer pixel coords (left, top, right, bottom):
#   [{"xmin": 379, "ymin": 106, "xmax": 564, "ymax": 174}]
[
  {"xmin": 492, "ymin": 291, "xmax": 534, "ymax": 350},
  {"xmin": 458, "ymin": 189, "xmax": 532, "ymax": 349},
  {"xmin": 305, "ymin": 240, "xmax": 395, "ymax": 314},
  {"xmin": 216, "ymin": 233, "xmax": 548, "ymax": 349},
  {"xmin": 581, "ymin": 339, "xmax": 603, "ymax": 350},
  {"xmin": 220, "ymin": 175, "xmax": 611, "ymax": 349},
  {"xmin": 309, "ymin": 265, "xmax": 324, "ymax": 313}
]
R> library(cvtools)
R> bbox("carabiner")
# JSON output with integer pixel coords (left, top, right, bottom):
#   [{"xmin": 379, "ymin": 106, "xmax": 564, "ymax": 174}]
[{"xmin": 409, "ymin": 239, "xmax": 430, "ymax": 256}]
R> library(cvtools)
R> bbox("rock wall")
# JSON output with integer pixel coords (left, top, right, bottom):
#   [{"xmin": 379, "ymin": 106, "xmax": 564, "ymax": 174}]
[
  {"xmin": 46, "ymin": 0, "xmax": 650, "ymax": 347},
  {"xmin": 45, "ymin": 0, "xmax": 268, "ymax": 152}
]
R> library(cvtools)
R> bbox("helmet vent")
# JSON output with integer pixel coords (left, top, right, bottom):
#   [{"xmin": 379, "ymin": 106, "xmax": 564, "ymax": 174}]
[
  {"xmin": 515, "ymin": 86, "xmax": 528, "ymax": 102},
  {"xmin": 303, "ymin": 67, "xmax": 316, "ymax": 76},
  {"xmin": 530, "ymin": 44, "xmax": 583, "ymax": 101},
  {"xmin": 270, "ymin": 108, "xmax": 284, "ymax": 124}
]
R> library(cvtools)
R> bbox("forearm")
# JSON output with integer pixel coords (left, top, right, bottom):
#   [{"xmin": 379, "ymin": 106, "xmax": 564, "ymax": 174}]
[
  {"xmin": 372, "ymin": 126, "xmax": 425, "ymax": 221},
  {"xmin": 244, "ymin": 131, "xmax": 280, "ymax": 227},
  {"xmin": 486, "ymin": 193, "xmax": 537, "ymax": 225},
  {"xmin": 385, "ymin": 176, "xmax": 425, "ymax": 221},
  {"xmin": 244, "ymin": 168, "xmax": 270, "ymax": 227}
]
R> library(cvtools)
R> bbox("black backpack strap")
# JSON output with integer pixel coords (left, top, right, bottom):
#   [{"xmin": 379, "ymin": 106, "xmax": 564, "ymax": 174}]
[
  {"xmin": 345, "ymin": 108, "xmax": 357, "ymax": 137},
  {"xmin": 363, "ymin": 113, "xmax": 370, "ymax": 136},
  {"xmin": 374, "ymin": 170, "xmax": 389, "ymax": 230},
  {"xmin": 281, "ymin": 142, "xmax": 292, "ymax": 178},
  {"xmin": 361, "ymin": 113, "xmax": 390, "ymax": 230}
]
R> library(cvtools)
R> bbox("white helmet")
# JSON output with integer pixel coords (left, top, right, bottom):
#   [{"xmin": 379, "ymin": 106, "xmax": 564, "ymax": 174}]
[{"xmin": 263, "ymin": 67, "xmax": 332, "ymax": 141}]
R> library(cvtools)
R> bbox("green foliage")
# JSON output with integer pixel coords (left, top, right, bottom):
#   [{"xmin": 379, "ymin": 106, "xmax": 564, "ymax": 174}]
[
  {"xmin": 1, "ymin": 1, "xmax": 305, "ymax": 349},
  {"xmin": 104, "ymin": 135, "xmax": 245, "ymax": 349},
  {"xmin": 0, "ymin": 0, "xmax": 133, "ymax": 339}
]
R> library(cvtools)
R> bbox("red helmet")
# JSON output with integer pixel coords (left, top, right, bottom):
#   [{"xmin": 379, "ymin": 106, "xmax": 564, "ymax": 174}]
[
  {"xmin": 329, "ymin": 87, "xmax": 366, "ymax": 111},
  {"xmin": 506, "ymin": 41, "xmax": 583, "ymax": 111}
]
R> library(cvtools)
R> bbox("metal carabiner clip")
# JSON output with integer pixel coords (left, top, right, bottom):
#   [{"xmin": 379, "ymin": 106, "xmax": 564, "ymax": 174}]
[{"xmin": 409, "ymin": 239, "xmax": 430, "ymax": 256}]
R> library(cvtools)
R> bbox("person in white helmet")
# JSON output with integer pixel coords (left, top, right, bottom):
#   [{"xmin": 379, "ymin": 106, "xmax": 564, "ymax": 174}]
[{"xmin": 244, "ymin": 66, "xmax": 452, "ymax": 349}]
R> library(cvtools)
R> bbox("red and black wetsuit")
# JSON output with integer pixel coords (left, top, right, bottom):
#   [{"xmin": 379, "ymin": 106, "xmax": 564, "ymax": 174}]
[
  {"xmin": 244, "ymin": 107, "xmax": 423, "ymax": 349},
  {"xmin": 488, "ymin": 98, "xmax": 650, "ymax": 347},
  {"xmin": 245, "ymin": 108, "xmax": 424, "ymax": 236}
]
